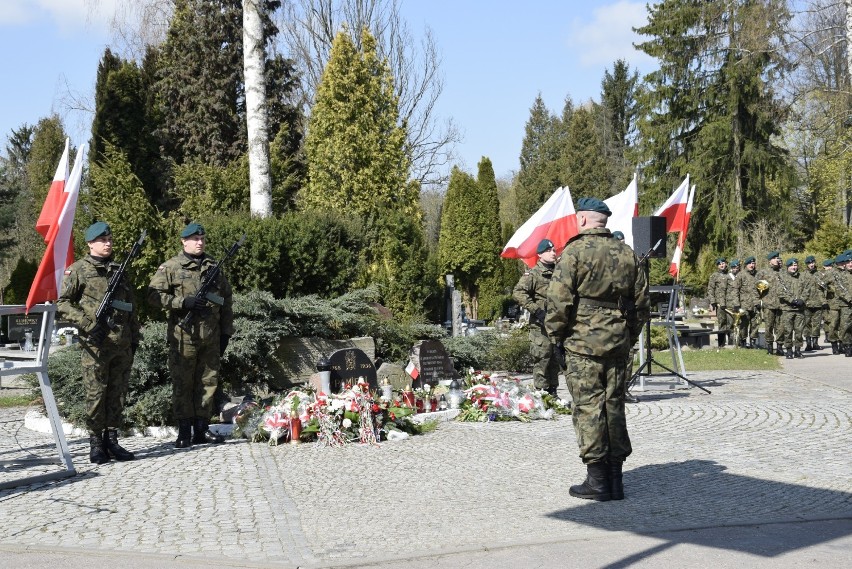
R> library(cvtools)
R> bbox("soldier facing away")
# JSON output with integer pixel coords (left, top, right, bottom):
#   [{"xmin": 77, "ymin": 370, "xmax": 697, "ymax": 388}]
[
  {"xmin": 512, "ymin": 238, "xmax": 560, "ymax": 396},
  {"xmin": 147, "ymin": 223, "xmax": 234, "ymax": 448},
  {"xmin": 545, "ymin": 198, "xmax": 650, "ymax": 502},
  {"xmin": 57, "ymin": 222, "xmax": 140, "ymax": 464}
]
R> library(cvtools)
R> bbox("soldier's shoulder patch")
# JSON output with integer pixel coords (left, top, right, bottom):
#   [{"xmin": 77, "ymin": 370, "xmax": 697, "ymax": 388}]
[{"xmin": 64, "ymin": 269, "xmax": 72, "ymax": 275}]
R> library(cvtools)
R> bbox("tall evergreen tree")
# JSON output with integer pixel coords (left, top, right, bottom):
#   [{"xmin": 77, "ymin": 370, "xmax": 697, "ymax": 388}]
[
  {"xmin": 515, "ymin": 94, "xmax": 565, "ymax": 222},
  {"xmin": 561, "ymin": 106, "xmax": 610, "ymax": 198},
  {"xmin": 600, "ymin": 59, "xmax": 640, "ymax": 192},
  {"xmin": 635, "ymin": 0, "xmax": 794, "ymax": 255}
]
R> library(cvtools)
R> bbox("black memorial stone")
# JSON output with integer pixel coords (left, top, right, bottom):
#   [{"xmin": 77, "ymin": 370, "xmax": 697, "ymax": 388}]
[
  {"xmin": 7, "ymin": 313, "xmax": 44, "ymax": 343},
  {"xmin": 327, "ymin": 348, "xmax": 377, "ymax": 392},
  {"xmin": 414, "ymin": 339, "xmax": 457, "ymax": 389}
]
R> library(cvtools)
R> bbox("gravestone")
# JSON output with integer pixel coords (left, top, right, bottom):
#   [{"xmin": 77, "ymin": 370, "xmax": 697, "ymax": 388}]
[
  {"xmin": 411, "ymin": 339, "xmax": 457, "ymax": 389},
  {"xmin": 7, "ymin": 313, "xmax": 43, "ymax": 343},
  {"xmin": 327, "ymin": 347, "xmax": 377, "ymax": 392}
]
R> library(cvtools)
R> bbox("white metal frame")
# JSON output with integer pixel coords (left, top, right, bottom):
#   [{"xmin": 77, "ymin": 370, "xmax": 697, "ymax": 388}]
[
  {"xmin": 635, "ymin": 285, "xmax": 688, "ymax": 391},
  {"xmin": 0, "ymin": 303, "xmax": 76, "ymax": 489}
]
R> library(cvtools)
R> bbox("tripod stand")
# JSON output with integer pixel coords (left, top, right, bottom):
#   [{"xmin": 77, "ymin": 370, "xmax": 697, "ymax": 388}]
[{"xmin": 627, "ymin": 278, "xmax": 711, "ymax": 400}]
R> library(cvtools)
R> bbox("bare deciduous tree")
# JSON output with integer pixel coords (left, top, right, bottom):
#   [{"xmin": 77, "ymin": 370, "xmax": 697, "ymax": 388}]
[{"xmin": 277, "ymin": 0, "xmax": 458, "ymax": 189}]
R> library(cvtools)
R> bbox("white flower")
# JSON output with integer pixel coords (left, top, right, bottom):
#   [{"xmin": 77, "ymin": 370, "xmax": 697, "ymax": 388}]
[
  {"xmin": 422, "ymin": 383, "xmax": 431, "ymax": 391},
  {"xmin": 329, "ymin": 399, "xmax": 345, "ymax": 411},
  {"xmin": 342, "ymin": 418, "xmax": 352, "ymax": 428}
]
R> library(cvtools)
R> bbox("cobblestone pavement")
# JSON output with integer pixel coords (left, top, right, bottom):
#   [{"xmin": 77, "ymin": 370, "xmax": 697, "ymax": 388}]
[{"xmin": 0, "ymin": 358, "xmax": 850, "ymax": 568}]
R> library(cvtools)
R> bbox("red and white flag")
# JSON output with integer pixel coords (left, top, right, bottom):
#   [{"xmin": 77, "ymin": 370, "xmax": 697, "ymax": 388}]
[
  {"xmin": 501, "ymin": 186, "xmax": 578, "ymax": 267},
  {"xmin": 668, "ymin": 184, "xmax": 695, "ymax": 278},
  {"xmin": 604, "ymin": 173, "xmax": 638, "ymax": 248},
  {"xmin": 653, "ymin": 174, "xmax": 690, "ymax": 233},
  {"xmin": 35, "ymin": 137, "xmax": 70, "ymax": 240},
  {"xmin": 404, "ymin": 360, "xmax": 420, "ymax": 380},
  {"xmin": 26, "ymin": 144, "xmax": 87, "ymax": 312}
]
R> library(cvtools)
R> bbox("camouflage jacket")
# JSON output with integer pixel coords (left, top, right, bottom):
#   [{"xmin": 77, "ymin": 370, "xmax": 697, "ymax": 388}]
[
  {"xmin": 733, "ymin": 269, "xmax": 760, "ymax": 311},
  {"xmin": 828, "ymin": 269, "xmax": 852, "ymax": 307},
  {"xmin": 725, "ymin": 272, "xmax": 740, "ymax": 307},
  {"xmin": 801, "ymin": 269, "xmax": 823, "ymax": 308},
  {"xmin": 56, "ymin": 255, "xmax": 140, "ymax": 346},
  {"xmin": 147, "ymin": 253, "xmax": 234, "ymax": 343},
  {"xmin": 512, "ymin": 260, "xmax": 554, "ymax": 329},
  {"xmin": 777, "ymin": 270, "xmax": 811, "ymax": 311},
  {"xmin": 544, "ymin": 228, "xmax": 650, "ymax": 359},
  {"xmin": 707, "ymin": 270, "xmax": 729, "ymax": 306},
  {"xmin": 756, "ymin": 265, "xmax": 784, "ymax": 310}
]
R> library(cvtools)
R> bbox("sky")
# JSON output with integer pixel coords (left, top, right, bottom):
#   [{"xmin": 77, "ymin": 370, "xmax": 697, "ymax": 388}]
[{"xmin": 0, "ymin": 0, "xmax": 657, "ymax": 181}]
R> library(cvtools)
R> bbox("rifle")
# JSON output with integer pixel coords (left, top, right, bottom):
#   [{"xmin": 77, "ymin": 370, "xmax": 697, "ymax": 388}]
[
  {"xmin": 91, "ymin": 229, "xmax": 146, "ymax": 346},
  {"xmin": 178, "ymin": 234, "xmax": 246, "ymax": 332}
]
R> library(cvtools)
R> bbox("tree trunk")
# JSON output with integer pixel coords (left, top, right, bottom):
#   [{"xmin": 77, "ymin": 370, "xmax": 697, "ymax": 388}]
[{"xmin": 244, "ymin": 0, "xmax": 272, "ymax": 217}]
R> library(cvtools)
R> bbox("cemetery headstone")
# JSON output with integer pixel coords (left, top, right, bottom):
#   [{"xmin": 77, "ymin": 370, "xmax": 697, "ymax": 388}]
[
  {"xmin": 327, "ymin": 347, "xmax": 377, "ymax": 392},
  {"xmin": 412, "ymin": 339, "xmax": 457, "ymax": 389}
]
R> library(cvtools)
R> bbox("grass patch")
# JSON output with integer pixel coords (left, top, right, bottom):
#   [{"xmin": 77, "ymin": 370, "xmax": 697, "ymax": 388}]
[
  {"xmin": 643, "ymin": 348, "xmax": 782, "ymax": 372},
  {"xmin": 0, "ymin": 394, "xmax": 34, "ymax": 408}
]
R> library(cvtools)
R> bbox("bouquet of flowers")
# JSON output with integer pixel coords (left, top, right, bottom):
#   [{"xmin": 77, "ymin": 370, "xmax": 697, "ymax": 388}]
[{"xmin": 456, "ymin": 369, "xmax": 570, "ymax": 422}]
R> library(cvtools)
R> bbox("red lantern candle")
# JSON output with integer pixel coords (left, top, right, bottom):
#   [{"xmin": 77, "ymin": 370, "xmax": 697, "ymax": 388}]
[
  {"xmin": 402, "ymin": 385, "xmax": 415, "ymax": 407},
  {"xmin": 289, "ymin": 413, "xmax": 302, "ymax": 444}
]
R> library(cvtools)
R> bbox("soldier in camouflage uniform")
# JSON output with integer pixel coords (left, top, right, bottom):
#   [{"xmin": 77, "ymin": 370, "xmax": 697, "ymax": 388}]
[
  {"xmin": 57, "ymin": 222, "xmax": 139, "ymax": 464},
  {"xmin": 706, "ymin": 257, "xmax": 731, "ymax": 347},
  {"xmin": 545, "ymin": 198, "xmax": 650, "ymax": 502},
  {"xmin": 733, "ymin": 256, "xmax": 761, "ymax": 348},
  {"xmin": 512, "ymin": 239, "xmax": 560, "ymax": 396},
  {"xmin": 821, "ymin": 259, "xmax": 836, "ymax": 349},
  {"xmin": 800, "ymin": 255, "xmax": 823, "ymax": 351},
  {"xmin": 837, "ymin": 253, "xmax": 852, "ymax": 356},
  {"xmin": 147, "ymin": 223, "xmax": 234, "ymax": 448},
  {"xmin": 725, "ymin": 259, "xmax": 745, "ymax": 347},
  {"xmin": 757, "ymin": 251, "xmax": 786, "ymax": 356},
  {"xmin": 777, "ymin": 258, "xmax": 811, "ymax": 359}
]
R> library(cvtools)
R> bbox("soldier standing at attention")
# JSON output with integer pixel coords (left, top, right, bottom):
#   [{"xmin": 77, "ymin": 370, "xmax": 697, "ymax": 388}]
[
  {"xmin": 513, "ymin": 239, "xmax": 560, "ymax": 396},
  {"xmin": 734, "ymin": 256, "xmax": 761, "ymax": 348},
  {"xmin": 800, "ymin": 255, "xmax": 823, "ymax": 351},
  {"xmin": 545, "ymin": 198, "xmax": 650, "ymax": 502},
  {"xmin": 820, "ymin": 259, "xmax": 835, "ymax": 349},
  {"xmin": 726, "ymin": 259, "xmax": 744, "ymax": 347},
  {"xmin": 57, "ymin": 222, "xmax": 139, "ymax": 464},
  {"xmin": 778, "ymin": 258, "xmax": 809, "ymax": 359},
  {"xmin": 757, "ymin": 252, "xmax": 786, "ymax": 356},
  {"xmin": 707, "ymin": 257, "xmax": 731, "ymax": 348},
  {"xmin": 147, "ymin": 223, "xmax": 234, "ymax": 448}
]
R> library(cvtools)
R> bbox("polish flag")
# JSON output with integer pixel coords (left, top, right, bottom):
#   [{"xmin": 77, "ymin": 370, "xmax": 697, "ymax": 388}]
[
  {"xmin": 501, "ymin": 186, "xmax": 578, "ymax": 267},
  {"xmin": 35, "ymin": 138, "xmax": 70, "ymax": 240},
  {"xmin": 405, "ymin": 360, "xmax": 420, "ymax": 380},
  {"xmin": 26, "ymin": 144, "xmax": 87, "ymax": 312},
  {"xmin": 669, "ymin": 184, "xmax": 696, "ymax": 278},
  {"xmin": 653, "ymin": 174, "xmax": 690, "ymax": 233},
  {"xmin": 604, "ymin": 173, "xmax": 638, "ymax": 248}
]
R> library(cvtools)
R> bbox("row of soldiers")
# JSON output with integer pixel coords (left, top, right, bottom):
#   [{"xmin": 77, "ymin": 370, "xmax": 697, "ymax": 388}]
[{"xmin": 706, "ymin": 251, "xmax": 852, "ymax": 358}]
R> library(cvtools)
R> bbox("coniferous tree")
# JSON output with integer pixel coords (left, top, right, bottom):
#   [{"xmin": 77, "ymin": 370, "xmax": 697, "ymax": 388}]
[
  {"xmin": 600, "ymin": 59, "xmax": 640, "ymax": 193},
  {"xmin": 635, "ymin": 0, "xmax": 794, "ymax": 256},
  {"xmin": 515, "ymin": 94, "xmax": 564, "ymax": 223},
  {"xmin": 561, "ymin": 106, "xmax": 610, "ymax": 198}
]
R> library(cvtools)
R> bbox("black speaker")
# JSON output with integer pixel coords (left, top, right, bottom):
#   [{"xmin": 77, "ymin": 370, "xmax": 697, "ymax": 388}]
[{"xmin": 632, "ymin": 216, "xmax": 667, "ymax": 258}]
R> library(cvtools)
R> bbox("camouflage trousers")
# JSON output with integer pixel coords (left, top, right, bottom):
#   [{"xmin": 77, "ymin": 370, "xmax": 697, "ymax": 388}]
[
  {"xmin": 763, "ymin": 307, "xmax": 784, "ymax": 345},
  {"xmin": 802, "ymin": 307, "xmax": 822, "ymax": 337},
  {"xmin": 779, "ymin": 310, "xmax": 805, "ymax": 349},
  {"xmin": 80, "ymin": 341, "xmax": 132, "ymax": 434},
  {"xmin": 840, "ymin": 306, "xmax": 852, "ymax": 344},
  {"xmin": 169, "ymin": 336, "xmax": 220, "ymax": 421},
  {"xmin": 564, "ymin": 350, "xmax": 632, "ymax": 465},
  {"xmin": 824, "ymin": 308, "xmax": 841, "ymax": 342},
  {"xmin": 529, "ymin": 327, "xmax": 560, "ymax": 391}
]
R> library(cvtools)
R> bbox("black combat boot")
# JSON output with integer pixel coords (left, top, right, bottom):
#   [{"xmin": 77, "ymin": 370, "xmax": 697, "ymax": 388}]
[
  {"xmin": 103, "ymin": 428, "xmax": 135, "ymax": 461},
  {"xmin": 89, "ymin": 433, "xmax": 110, "ymax": 464},
  {"xmin": 717, "ymin": 334, "xmax": 726, "ymax": 348},
  {"xmin": 785, "ymin": 347, "xmax": 793, "ymax": 359},
  {"xmin": 175, "ymin": 418, "xmax": 193, "ymax": 448},
  {"xmin": 831, "ymin": 341, "xmax": 839, "ymax": 355},
  {"xmin": 609, "ymin": 460, "xmax": 625, "ymax": 500},
  {"xmin": 569, "ymin": 462, "xmax": 611, "ymax": 501},
  {"xmin": 811, "ymin": 337, "xmax": 821, "ymax": 350},
  {"xmin": 775, "ymin": 344, "xmax": 785, "ymax": 356},
  {"xmin": 192, "ymin": 417, "xmax": 225, "ymax": 445},
  {"xmin": 794, "ymin": 347, "xmax": 803, "ymax": 359},
  {"xmin": 846, "ymin": 345, "xmax": 852, "ymax": 357},
  {"xmin": 804, "ymin": 337, "xmax": 813, "ymax": 352},
  {"xmin": 766, "ymin": 342, "xmax": 774, "ymax": 355}
]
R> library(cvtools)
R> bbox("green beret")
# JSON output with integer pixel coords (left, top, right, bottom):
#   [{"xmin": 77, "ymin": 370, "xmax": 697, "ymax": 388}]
[
  {"xmin": 180, "ymin": 223, "xmax": 205, "ymax": 238},
  {"xmin": 838, "ymin": 253, "xmax": 852, "ymax": 264},
  {"xmin": 766, "ymin": 251, "xmax": 780, "ymax": 260},
  {"xmin": 805, "ymin": 255, "xmax": 816, "ymax": 263},
  {"xmin": 84, "ymin": 221, "xmax": 111, "ymax": 242},
  {"xmin": 823, "ymin": 259, "xmax": 834, "ymax": 267},
  {"xmin": 786, "ymin": 258, "xmax": 798, "ymax": 267},
  {"xmin": 744, "ymin": 256, "xmax": 756, "ymax": 264},
  {"xmin": 715, "ymin": 257, "xmax": 726, "ymax": 265},
  {"xmin": 730, "ymin": 259, "xmax": 740, "ymax": 267},
  {"xmin": 611, "ymin": 231, "xmax": 624, "ymax": 240},
  {"xmin": 844, "ymin": 249, "xmax": 852, "ymax": 256},
  {"xmin": 536, "ymin": 239, "xmax": 554, "ymax": 255},
  {"xmin": 576, "ymin": 197, "xmax": 612, "ymax": 216}
]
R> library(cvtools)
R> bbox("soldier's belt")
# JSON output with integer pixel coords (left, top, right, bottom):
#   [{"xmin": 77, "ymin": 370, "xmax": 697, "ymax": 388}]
[{"xmin": 578, "ymin": 298, "xmax": 620, "ymax": 309}]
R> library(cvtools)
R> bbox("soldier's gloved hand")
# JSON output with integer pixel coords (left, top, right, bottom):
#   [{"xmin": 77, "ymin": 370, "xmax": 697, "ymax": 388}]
[
  {"xmin": 88, "ymin": 324, "xmax": 107, "ymax": 346},
  {"xmin": 711, "ymin": 303, "xmax": 718, "ymax": 311},
  {"xmin": 182, "ymin": 296, "xmax": 203, "ymax": 311},
  {"xmin": 733, "ymin": 306, "xmax": 740, "ymax": 312},
  {"xmin": 219, "ymin": 334, "xmax": 230, "ymax": 356},
  {"xmin": 792, "ymin": 299, "xmax": 804, "ymax": 308},
  {"xmin": 534, "ymin": 308, "xmax": 546, "ymax": 323}
]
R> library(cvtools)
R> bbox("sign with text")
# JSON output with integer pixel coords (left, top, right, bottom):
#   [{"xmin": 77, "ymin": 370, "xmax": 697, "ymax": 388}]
[
  {"xmin": 327, "ymin": 348, "xmax": 377, "ymax": 392},
  {"xmin": 414, "ymin": 339, "xmax": 457, "ymax": 389}
]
